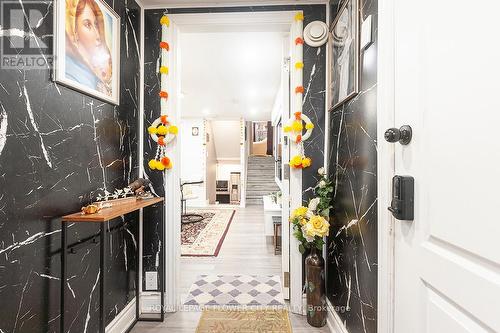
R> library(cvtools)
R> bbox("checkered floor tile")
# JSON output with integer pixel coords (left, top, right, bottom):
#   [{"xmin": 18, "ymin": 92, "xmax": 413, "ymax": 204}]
[{"xmin": 183, "ymin": 275, "xmax": 285, "ymax": 307}]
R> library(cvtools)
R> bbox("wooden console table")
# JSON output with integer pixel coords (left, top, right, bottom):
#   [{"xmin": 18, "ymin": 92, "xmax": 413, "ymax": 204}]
[{"xmin": 60, "ymin": 197, "xmax": 165, "ymax": 333}]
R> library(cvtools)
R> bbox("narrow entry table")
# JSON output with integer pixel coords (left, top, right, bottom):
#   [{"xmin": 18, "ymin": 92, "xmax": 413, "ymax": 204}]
[{"xmin": 60, "ymin": 197, "xmax": 165, "ymax": 333}]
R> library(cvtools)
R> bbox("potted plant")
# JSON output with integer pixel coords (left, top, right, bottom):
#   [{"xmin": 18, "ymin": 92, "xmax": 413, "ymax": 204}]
[{"xmin": 289, "ymin": 167, "xmax": 333, "ymax": 327}]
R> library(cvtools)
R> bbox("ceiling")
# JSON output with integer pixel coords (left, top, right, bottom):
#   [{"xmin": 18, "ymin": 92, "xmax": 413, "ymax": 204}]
[
  {"xmin": 180, "ymin": 30, "xmax": 286, "ymax": 121},
  {"xmin": 142, "ymin": 0, "xmax": 326, "ymax": 8}
]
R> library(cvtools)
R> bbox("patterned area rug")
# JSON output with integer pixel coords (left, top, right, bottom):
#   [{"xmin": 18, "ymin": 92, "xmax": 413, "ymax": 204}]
[
  {"xmin": 184, "ymin": 275, "xmax": 285, "ymax": 308},
  {"xmin": 195, "ymin": 309, "xmax": 292, "ymax": 333},
  {"xmin": 181, "ymin": 209, "xmax": 235, "ymax": 257}
]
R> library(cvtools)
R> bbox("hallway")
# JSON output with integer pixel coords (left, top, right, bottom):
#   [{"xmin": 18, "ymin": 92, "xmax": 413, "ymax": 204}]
[{"xmin": 132, "ymin": 205, "xmax": 329, "ymax": 332}]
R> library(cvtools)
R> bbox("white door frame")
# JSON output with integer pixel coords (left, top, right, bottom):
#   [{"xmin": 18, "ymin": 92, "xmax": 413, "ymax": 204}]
[
  {"xmin": 164, "ymin": 10, "xmax": 304, "ymax": 314},
  {"xmin": 377, "ymin": 0, "xmax": 396, "ymax": 332}
]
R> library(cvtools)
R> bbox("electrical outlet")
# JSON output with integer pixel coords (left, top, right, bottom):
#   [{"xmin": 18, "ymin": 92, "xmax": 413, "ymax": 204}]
[{"xmin": 145, "ymin": 271, "xmax": 158, "ymax": 290}]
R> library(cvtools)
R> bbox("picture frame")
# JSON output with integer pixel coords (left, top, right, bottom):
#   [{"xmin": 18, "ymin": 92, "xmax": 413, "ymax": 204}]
[
  {"xmin": 53, "ymin": 0, "xmax": 121, "ymax": 105},
  {"xmin": 328, "ymin": 0, "xmax": 359, "ymax": 110}
]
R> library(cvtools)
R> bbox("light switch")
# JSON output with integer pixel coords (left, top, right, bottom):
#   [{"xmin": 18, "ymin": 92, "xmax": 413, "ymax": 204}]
[{"xmin": 145, "ymin": 271, "xmax": 158, "ymax": 290}]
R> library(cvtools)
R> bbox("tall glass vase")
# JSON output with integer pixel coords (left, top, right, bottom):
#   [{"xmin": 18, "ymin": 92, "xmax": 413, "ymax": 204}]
[{"xmin": 305, "ymin": 246, "xmax": 327, "ymax": 327}]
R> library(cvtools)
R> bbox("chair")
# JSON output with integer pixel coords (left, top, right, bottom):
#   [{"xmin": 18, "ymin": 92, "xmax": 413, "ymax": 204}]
[{"xmin": 180, "ymin": 180, "xmax": 204, "ymax": 224}]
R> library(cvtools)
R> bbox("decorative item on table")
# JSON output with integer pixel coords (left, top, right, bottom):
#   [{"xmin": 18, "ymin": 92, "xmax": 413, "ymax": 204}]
[
  {"xmin": 148, "ymin": 13, "xmax": 177, "ymax": 172},
  {"xmin": 289, "ymin": 167, "xmax": 333, "ymax": 327},
  {"xmin": 329, "ymin": 0, "xmax": 359, "ymax": 110},
  {"xmin": 127, "ymin": 178, "xmax": 155, "ymax": 199},
  {"xmin": 81, "ymin": 204, "xmax": 101, "ymax": 215},
  {"xmin": 94, "ymin": 178, "xmax": 153, "ymax": 202}
]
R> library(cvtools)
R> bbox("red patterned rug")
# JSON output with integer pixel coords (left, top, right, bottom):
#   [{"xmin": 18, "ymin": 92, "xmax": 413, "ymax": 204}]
[{"xmin": 181, "ymin": 209, "xmax": 235, "ymax": 257}]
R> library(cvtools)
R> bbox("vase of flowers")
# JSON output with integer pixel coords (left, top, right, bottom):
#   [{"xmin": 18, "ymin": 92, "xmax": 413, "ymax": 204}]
[{"xmin": 289, "ymin": 167, "xmax": 332, "ymax": 327}]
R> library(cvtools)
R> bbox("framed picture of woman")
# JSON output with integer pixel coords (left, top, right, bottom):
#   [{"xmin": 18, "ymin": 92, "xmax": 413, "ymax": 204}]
[
  {"xmin": 53, "ymin": 0, "xmax": 120, "ymax": 105},
  {"xmin": 328, "ymin": 0, "xmax": 359, "ymax": 110}
]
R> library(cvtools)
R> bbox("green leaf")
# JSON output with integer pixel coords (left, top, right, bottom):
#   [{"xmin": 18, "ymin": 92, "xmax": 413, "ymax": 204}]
[{"xmin": 299, "ymin": 244, "xmax": 305, "ymax": 254}]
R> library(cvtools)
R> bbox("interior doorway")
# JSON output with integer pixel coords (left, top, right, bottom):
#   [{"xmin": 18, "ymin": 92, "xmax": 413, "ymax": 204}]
[{"xmin": 168, "ymin": 11, "xmax": 300, "ymax": 313}]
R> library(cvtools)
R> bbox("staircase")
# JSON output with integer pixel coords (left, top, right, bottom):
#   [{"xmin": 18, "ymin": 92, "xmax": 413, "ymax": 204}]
[{"xmin": 245, "ymin": 156, "xmax": 280, "ymax": 205}]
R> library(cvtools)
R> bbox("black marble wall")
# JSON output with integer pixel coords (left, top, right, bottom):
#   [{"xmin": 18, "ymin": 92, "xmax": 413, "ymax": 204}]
[
  {"xmin": 0, "ymin": 0, "xmax": 141, "ymax": 331},
  {"xmin": 326, "ymin": 0, "xmax": 378, "ymax": 332},
  {"xmin": 143, "ymin": 5, "xmax": 327, "ymax": 285}
]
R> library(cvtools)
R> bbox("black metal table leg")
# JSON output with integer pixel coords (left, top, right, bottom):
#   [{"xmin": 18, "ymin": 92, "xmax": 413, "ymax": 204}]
[
  {"xmin": 100, "ymin": 222, "xmax": 106, "ymax": 333},
  {"xmin": 136, "ymin": 215, "xmax": 140, "ymax": 320},
  {"xmin": 160, "ymin": 203, "xmax": 165, "ymax": 321},
  {"xmin": 61, "ymin": 222, "xmax": 67, "ymax": 333}
]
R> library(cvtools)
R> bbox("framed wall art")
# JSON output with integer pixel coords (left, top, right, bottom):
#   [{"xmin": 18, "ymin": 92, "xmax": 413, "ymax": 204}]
[
  {"xmin": 54, "ymin": 0, "xmax": 121, "ymax": 105},
  {"xmin": 329, "ymin": 0, "xmax": 359, "ymax": 110}
]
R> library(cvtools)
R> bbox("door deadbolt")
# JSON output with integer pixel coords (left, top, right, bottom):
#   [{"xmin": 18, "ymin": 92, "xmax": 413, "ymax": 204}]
[
  {"xmin": 384, "ymin": 125, "xmax": 412, "ymax": 145},
  {"xmin": 388, "ymin": 175, "xmax": 414, "ymax": 221}
]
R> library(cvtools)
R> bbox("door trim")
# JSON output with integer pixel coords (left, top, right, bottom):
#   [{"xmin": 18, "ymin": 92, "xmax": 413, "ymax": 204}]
[
  {"xmin": 377, "ymin": 0, "xmax": 396, "ymax": 332},
  {"xmin": 166, "ymin": 10, "xmax": 303, "ymax": 315}
]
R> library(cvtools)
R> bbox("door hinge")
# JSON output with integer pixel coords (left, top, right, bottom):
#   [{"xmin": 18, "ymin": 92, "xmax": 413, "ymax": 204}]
[
  {"xmin": 284, "ymin": 272, "xmax": 290, "ymax": 288},
  {"xmin": 284, "ymin": 164, "xmax": 290, "ymax": 180}
]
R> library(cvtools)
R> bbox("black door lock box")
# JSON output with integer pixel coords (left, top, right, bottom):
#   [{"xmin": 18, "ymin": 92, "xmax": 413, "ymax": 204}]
[{"xmin": 388, "ymin": 175, "xmax": 414, "ymax": 221}]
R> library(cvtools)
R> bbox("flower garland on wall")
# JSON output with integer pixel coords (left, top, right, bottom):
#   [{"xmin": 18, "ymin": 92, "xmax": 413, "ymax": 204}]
[
  {"xmin": 284, "ymin": 12, "xmax": 314, "ymax": 169},
  {"xmin": 148, "ymin": 13, "xmax": 178, "ymax": 171}
]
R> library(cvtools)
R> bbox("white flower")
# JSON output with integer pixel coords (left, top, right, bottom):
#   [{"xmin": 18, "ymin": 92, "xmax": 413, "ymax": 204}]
[
  {"xmin": 301, "ymin": 225, "xmax": 314, "ymax": 242},
  {"xmin": 319, "ymin": 180, "xmax": 326, "ymax": 188},
  {"xmin": 318, "ymin": 167, "xmax": 325, "ymax": 175},
  {"xmin": 308, "ymin": 197, "xmax": 320, "ymax": 212}
]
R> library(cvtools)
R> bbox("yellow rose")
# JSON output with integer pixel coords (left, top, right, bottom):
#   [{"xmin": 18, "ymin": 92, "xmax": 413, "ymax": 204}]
[
  {"xmin": 283, "ymin": 125, "xmax": 292, "ymax": 133},
  {"xmin": 302, "ymin": 157, "xmax": 311, "ymax": 168},
  {"xmin": 300, "ymin": 218, "xmax": 308, "ymax": 226},
  {"xmin": 308, "ymin": 215, "xmax": 330, "ymax": 237},
  {"xmin": 292, "ymin": 120, "xmax": 303, "ymax": 132},
  {"xmin": 148, "ymin": 126, "xmax": 157, "ymax": 134},
  {"xmin": 292, "ymin": 206, "xmax": 308, "ymax": 218}
]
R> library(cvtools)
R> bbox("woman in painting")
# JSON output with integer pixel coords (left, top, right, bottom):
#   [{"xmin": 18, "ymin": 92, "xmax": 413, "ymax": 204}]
[{"xmin": 65, "ymin": 0, "xmax": 112, "ymax": 96}]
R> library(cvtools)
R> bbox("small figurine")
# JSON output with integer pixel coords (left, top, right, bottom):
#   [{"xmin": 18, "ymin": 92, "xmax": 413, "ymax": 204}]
[{"xmin": 82, "ymin": 204, "xmax": 101, "ymax": 215}]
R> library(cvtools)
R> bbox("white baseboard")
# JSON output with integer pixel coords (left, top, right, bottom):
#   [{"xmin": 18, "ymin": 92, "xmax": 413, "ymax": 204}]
[
  {"xmin": 106, "ymin": 298, "xmax": 136, "ymax": 333},
  {"xmin": 326, "ymin": 300, "xmax": 349, "ymax": 333},
  {"xmin": 140, "ymin": 292, "xmax": 176, "ymax": 313}
]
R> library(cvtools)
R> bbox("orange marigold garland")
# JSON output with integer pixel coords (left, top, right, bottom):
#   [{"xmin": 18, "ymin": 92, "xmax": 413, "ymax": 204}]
[
  {"xmin": 149, "ymin": 14, "xmax": 177, "ymax": 172},
  {"xmin": 286, "ymin": 13, "xmax": 314, "ymax": 169}
]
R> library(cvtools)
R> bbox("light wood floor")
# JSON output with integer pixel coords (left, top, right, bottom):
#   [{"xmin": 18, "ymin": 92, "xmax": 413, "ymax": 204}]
[{"xmin": 132, "ymin": 205, "xmax": 330, "ymax": 333}]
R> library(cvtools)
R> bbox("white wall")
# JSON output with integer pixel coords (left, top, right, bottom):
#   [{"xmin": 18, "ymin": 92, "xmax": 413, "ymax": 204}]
[
  {"xmin": 205, "ymin": 121, "xmax": 217, "ymax": 204},
  {"xmin": 216, "ymin": 162, "xmax": 241, "ymax": 180},
  {"xmin": 211, "ymin": 120, "xmax": 241, "ymax": 159},
  {"xmin": 180, "ymin": 118, "xmax": 206, "ymax": 207}
]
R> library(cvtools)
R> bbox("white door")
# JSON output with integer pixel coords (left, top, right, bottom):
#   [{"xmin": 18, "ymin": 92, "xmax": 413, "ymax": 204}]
[
  {"xmin": 392, "ymin": 1, "xmax": 500, "ymax": 332},
  {"xmin": 281, "ymin": 51, "xmax": 291, "ymax": 300}
]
